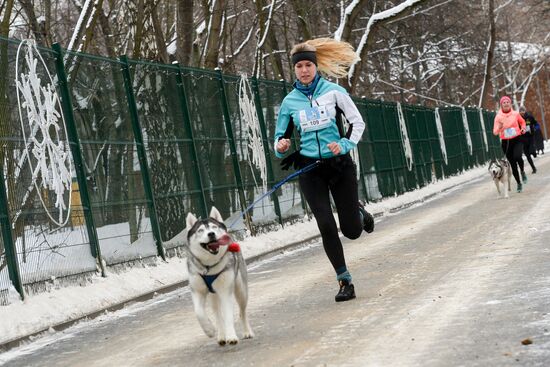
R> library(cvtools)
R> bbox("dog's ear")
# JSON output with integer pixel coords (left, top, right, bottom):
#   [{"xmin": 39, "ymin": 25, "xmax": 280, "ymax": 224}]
[
  {"xmin": 209, "ymin": 207, "xmax": 224, "ymax": 222},
  {"xmin": 186, "ymin": 212, "xmax": 198, "ymax": 229}
]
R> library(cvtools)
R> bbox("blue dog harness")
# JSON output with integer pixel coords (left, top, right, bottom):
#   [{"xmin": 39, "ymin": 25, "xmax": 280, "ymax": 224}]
[
  {"xmin": 200, "ymin": 274, "xmax": 220, "ymax": 293},
  {"xmin": 191, "ymin": 252, "xmax": 240, "ymax": 294}
]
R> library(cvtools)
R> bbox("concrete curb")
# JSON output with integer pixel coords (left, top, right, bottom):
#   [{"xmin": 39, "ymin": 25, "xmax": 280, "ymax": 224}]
[{"xmin": 0, "ymin": 174, "xmax": 480, "ymax": 353}]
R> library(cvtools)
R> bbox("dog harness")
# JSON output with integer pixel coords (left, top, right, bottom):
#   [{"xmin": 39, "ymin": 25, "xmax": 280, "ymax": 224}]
[
  {"xmin": 200, "ymin": 274, "xmax": 219, "ymax": 293},
  {"xmin": 193, "ymin": 244, "xmax": 241, "ymax": 294}
]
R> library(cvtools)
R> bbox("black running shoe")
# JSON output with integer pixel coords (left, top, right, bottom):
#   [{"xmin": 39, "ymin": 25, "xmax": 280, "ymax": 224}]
[
  {"xmin": 335, "ymin": 280, "xmax": 356, "ymax": 302},
  {"xmin": 358, "ymin": 201, "xmax": 375, "ymax": 233}
]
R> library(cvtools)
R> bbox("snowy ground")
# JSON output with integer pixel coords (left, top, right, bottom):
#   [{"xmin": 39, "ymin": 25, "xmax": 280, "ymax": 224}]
[{"xmin": 1, "ymin": 145, "xmax": 548, "ymax": 353}]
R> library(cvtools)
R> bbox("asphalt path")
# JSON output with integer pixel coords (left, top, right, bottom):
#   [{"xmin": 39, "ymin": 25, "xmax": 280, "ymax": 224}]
[{"xmin": 2, "ymin": 156, "xmax": 550, "ymax": 367}]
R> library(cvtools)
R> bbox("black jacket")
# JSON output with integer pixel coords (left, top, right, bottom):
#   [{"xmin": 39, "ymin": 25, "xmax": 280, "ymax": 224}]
[{"xmin": 522, "ymin": 111, "xmax": 539, "ymax": 136}]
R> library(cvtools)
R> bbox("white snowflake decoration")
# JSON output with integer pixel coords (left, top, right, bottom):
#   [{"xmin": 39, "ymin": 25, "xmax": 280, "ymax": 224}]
[
  {"xmin": 397, "ymin": 102, "xmax": 414, "ymax": 171},
  {"xmin": 238, "ymin": 75, "xmax": 267, "ymax": 193},
  {"xmin": 478, "ymin": 108, "xmax": 489, "ymax": 153},
  {"xmin": 15, "ymin": 39, "xmax": 73, "ymax": 227},
  {"xmin": 461, "ymin": 107, "xmax": 473, "ymax": 155},
  {"xmin": 434, "ymin": 108, "xmax": 448, "ymax": 165}
]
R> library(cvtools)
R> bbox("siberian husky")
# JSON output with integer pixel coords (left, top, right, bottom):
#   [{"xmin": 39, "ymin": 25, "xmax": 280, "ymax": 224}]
[
  {"xmin": 488, "ymin": 159, "xmax": 512, "ymax": 198},
  {"xmin": 185, "ymin": 207, "xmax": 253, "ymax": 345}
]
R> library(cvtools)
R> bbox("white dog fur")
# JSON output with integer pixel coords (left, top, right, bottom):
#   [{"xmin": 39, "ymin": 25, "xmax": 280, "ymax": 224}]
[
  {"xmin": 185, "ymin": 207, "xmax": 253, "ymax": 345},
  {"xmin": 488, "ymin": 159, "xmax": 512, "ymax": 198}
]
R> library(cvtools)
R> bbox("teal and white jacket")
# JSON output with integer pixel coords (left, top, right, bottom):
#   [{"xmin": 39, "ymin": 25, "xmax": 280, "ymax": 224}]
[{"xmin": 274, "ymin": 76, "xmax": 365, "ymax": 159}]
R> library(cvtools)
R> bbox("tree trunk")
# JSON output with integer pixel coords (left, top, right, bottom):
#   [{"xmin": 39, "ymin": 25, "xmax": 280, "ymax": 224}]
[
  {"xmin": 177, "ymin": 0, "xmax": 194, "ymax": 66},
  {"xmin": 479, "ymin": 0, "xmax": 495, "ymax": 108},
  {"xmin": 349, "ymin": 0, "xmax": 428, "ymax": 94},
  {"xmin": 334, "ymin": 0, "xmax": 369, "ymax": 42},
  {"xmin": 19, "ymin": 0, "xmax": 48, "ymax": 46},
  {"xmin": 133, "ymin": 0, "xmax": 146, "ymax": 59},
  {"xmin": 289, "ymin": 0, "xmax": 312, "ymax": 42},
  {"xmin": 254, "ymin": 0, "xmax": 284, "ymax": 79},
  {"xmin": 203, "ymin": 0, "xmax": 225, "ymax": 69},
  {"xmin": 151, "ymin": 3, "xmax": 168, "ymax": 63}
]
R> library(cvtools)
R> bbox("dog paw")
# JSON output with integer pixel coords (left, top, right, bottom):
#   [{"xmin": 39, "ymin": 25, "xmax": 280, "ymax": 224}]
[
  {"xmin": 202, "ymin": 326, "xmax": 216, "ymax": 338},
  {"xmin": 218, "ymin": 337, "xmax": 239, "ymax": 346},
  {"xmin": 243, "ymin": 331, "xmax": 254, "ymax": 339}
]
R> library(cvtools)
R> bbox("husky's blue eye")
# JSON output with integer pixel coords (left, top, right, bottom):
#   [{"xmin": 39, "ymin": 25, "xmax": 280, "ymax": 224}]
[{"xmin": 197, "ymin": 228, "xmax": 204, "ymax": 233}]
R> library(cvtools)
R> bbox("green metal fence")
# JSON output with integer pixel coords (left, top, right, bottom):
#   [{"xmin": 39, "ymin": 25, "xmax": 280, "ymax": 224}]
[{"xmin": 0, "ymin": 36, "xmax": 500, "ymax": 304}]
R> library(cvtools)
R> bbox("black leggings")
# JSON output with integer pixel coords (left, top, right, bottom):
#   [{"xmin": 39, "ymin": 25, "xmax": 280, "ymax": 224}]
[
  {"xmin": 501, "ymin": 137, "xmax": 524, "ymax": 185},
  {"xmin": 299, "ymin": 155, "xmax": 362, "ymax": 272},
  {"xmin": 522, "ymin": 134, "xmax": 537, "ymax": 171}
]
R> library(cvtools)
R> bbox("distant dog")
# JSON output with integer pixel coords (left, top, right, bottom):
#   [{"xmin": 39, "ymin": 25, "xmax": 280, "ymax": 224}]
[
  {"xmin": 488, "ymin": 159, "xmax": 512, "ymax": 198},
  {"xmin": 186, "ymin": 207, "xmax": 253, "ymax": 345}
]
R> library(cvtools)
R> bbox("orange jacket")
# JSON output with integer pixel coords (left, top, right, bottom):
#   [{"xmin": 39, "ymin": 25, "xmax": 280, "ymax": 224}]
[{"xmin": 493, "ymin": 109, "xmax": 526, "ymax": 140}]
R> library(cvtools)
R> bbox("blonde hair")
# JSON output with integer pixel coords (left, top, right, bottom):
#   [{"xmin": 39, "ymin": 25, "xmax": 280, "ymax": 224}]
[{"xmin": 290, "ymin": 38, "xmax": 360, "ymax": 78}]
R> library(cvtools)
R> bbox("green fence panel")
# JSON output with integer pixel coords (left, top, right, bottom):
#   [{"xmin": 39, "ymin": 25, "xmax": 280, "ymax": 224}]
[
  {"xmin": 125, "ymin": 60, "xmax": 207, "ymax": 250},
  {"xmin": 0, "ymin": 163, "xmax": 22, "ymax": 303},
  {"xmin": 389, "ymin": 102, "xmax": 417, "ymax": 193},
  {"xmin": 403, "ymin": 104, "xmax": 432, "ymax": 188},
  {"xmin": 120, "ymin": 56, "xmax": 165, "ymax": 260},
  {"xmin": 423, "ymin": 108, "xmax": 445, "ymax": 180},
  {"xmin": 0, "ymin": 38, "xmax": 97, "ymax": 300},
  {"xmin": 438, "ymin": 108, "xmax": 464, "ymax": 176},
  {"xmin": 466, "ymin": 108, "xmax": 488, "ymax": 166},
  {"xmin": 215, "ymin": 71, "xmax": 253, "ymax": 232},
  {"xmin": 63, "ymin": 50, "xmax": 158, "ymax": 264},
  {"xmin": 176, "ymin": 67, "xmax": 246, "ymax": 228},
  {"xmin": 460, "ymin": 108, "xmax": 476, "ymax": 170},
  {"xmin": 355, "ymin": 98, "xmax": 376, "ymax": 199},
  {"xmin": 483, "ymin": 110, "xmax": 501, "ymax": 159},
  {"xmin": 357, "ymin": 99, "xmax": 390, "ymax": 199}
]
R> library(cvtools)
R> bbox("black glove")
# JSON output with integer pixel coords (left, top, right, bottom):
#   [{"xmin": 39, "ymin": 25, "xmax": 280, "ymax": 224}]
[{"xmin": 280, "ymin": 150, "xmax": 301, "ymax": 171}]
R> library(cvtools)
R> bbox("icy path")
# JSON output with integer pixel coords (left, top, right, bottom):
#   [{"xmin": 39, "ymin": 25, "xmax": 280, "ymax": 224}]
[{"xmin": 2, "ymin": 157, "xmax": 550, "ymax": 366}]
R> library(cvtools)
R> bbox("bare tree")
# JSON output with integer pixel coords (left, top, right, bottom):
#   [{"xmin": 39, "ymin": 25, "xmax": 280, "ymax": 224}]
[
  {"xmin": 203, "ymin": 0, "xmax": 225, "ymax": 69},
  {"xmin": 176, "ymin": 0, "xmax": 194, "ymax": 65},
  {"xmin": 479, "ymin": 0, "xmax": 496, "ymax": 108},
  {"xmin": 348, "ymin": 0, "xmax": 429, "ymax": 93}
]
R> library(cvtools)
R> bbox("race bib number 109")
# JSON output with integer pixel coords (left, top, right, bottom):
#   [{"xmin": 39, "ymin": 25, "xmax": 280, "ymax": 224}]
[{"xmin": 299, "ymin": 105, "xmax": 331, "ymax": 132}]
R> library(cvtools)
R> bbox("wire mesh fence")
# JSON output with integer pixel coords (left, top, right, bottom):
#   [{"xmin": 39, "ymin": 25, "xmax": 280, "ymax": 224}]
[{"xmin": 0, "ymin": 36, "xmax": 500, "ymax": 303}]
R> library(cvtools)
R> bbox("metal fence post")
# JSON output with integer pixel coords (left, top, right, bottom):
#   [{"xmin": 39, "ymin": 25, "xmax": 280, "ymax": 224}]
[
  {"xmin": 420, "ymin": 107, "xmax": 436, "ymax": 180},
  {"xmin": 119, "ymin": 55, "xmax": 165, "ymax": 260},
  {"xmin": 411, "ymin": 106, "xmax": 428, "ymax": 186},
  {"xmin": 174, "ymin": 64, "xmax": 208, "ymax": 219},
  {"xmin": 378, "ymin": 100, "xmax": 399, "ymax": 195},
  {"xmin": 52, "ymin": 43, "xmax": 105, "ymax": 276},
  {"xmin": 250, "ymin": 76, "xmax": 282, "ymax": 226},
  {"xmin": 454, "ymin": 108, "xmax": 467, "ymax": 170},
  {"xmin": 215, "ymin": 69, "xmax": 254, "ymax": 234},
  {"xmin": 354, "ymin": 99, "xmax": 369, "ymax": 202},
  {"xmin": 0, "ymin": 163, "xmax": 23, "ymax": 299}
]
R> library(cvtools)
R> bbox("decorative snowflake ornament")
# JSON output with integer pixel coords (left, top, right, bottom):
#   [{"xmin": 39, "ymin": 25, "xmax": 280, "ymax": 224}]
[{"xmin": 15, "ymin": 39, "xmax": 73, "ymax": 227}]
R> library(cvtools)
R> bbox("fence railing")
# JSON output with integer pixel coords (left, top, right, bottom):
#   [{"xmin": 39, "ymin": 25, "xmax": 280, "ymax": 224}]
[{"xmin": 0, "ymin": 36, "xmax": 500, "ymax": 304}]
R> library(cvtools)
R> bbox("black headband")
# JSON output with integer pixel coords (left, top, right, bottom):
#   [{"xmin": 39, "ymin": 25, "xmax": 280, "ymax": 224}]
[{"xmin": 291, "ymin": 51, "xmax": 317, "ymax": 66}]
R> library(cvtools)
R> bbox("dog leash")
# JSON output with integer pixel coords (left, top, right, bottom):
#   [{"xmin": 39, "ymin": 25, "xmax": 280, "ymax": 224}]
[{"xmin": 227, "ymin": 160, "xmax": 320, "ymax": 229}]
